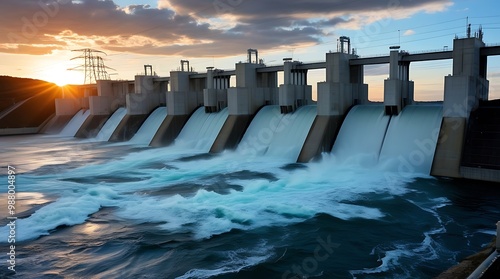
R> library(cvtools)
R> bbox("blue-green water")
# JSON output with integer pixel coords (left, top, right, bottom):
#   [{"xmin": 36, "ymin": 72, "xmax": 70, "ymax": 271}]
[
  {"xmin": 0, "ymin": 134, "xmax": 498, "ymax": 279},
  {"xmin": 0, "ymin": 104, "xmax": 499, "ymax": 278}
]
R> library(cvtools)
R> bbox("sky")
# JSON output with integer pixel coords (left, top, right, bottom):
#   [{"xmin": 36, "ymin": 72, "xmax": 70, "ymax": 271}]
[{"xmin": 1, "ymin": 0, "xmax": 500, "ymax": 101}]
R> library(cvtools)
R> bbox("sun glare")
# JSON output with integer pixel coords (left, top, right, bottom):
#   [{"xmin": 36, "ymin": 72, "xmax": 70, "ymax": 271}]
[{"xmin": 42, "ymin": 68, "xmax": 83, "ymax": 86}]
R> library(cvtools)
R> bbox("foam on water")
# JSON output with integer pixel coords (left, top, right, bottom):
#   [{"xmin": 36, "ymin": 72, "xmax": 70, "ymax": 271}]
[
  {"xmin": 0, "ymin": 104, "xmax": 444, "ymax": 246},
  {"xmin": 128, "ymin": 107, "xmax": 168, "ymax": 145},
  {"xmin": 1, "ymin": 102, "xmax": 492, "ymax": 278},
  {"xmin": 349, "ymin": 196, "xmax": 455, "ymax": 278},
  {"xmin": 59, "ymin": 109, "xmax": 91, "ymax": 137},
  {"xmin": 0, "ymin": 186, "xmax": 121, "ymax": 241},
  {"xmin": 1, "ymin": 148, "xmax": 413, "ymax": 243},
  {"xmin": 94, "ymin": 107, "xmax": 127, "ymax": 141},
  {"xmin": 176, "ymin": 241, "xmax": 273, "ymax": 279}
]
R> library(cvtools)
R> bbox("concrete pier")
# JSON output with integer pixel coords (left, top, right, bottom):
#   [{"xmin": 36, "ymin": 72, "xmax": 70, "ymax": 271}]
[
  {"xmin": 110, "ymin": 68, "xmax": 167, "ymax": 142},
  {"xmin": 75, "ymin": 80, "xmax": 128, "ymax": 138},
  {"xmin": 204, "ymin": 67, "xmax": 229, "ymax": 113},
  {"xmin": 384, "ymin": 47, "xmax": 414, "ymax": 115},
  {"xmin": 210, "ymin": 50, "xmax": 278, "ymax": 152},
  {"xmin": 432, "ymin": 35, "xmax": 489, "ymax": 178},
  {"xmin": 279, "ymin": 59, "xmax": 312, "ymax": 113},
  {"xmin": 41, "ymin": 85, "xmax": 90, "ymax": 134},
  {"xmin": 150, "ymin": 61, "xmax": 204, "ymax": 146},
  {"xmin": 298, "ymin": 40, "xmax": 368, "ymax": 162}
]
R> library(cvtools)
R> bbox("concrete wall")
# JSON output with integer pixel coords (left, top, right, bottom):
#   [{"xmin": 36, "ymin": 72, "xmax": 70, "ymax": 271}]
[
  {"xmin": 299, "ymin": 51, "xmax": 368, "ymax": 162},
  {"xmin": 431, "ymin": 117, "xmax": 466, "ymax": 178},
  {"xmin": 279, "ymin": 84, "xmax": 312, "ymax": 112},
  {"xmin": 204, "ymin": 89, "xmax": 227, "ymax": 112},
  {"xmin": 89, "ymin": 96, "xmax": 113, "ymax": 116},
  {"xmin": 235, "ymin": 63, "xmax": 259, "ymax": 87},
  {"xmin": 431, "ymin": 37, "xmax": 489, "ymax": 178},
  {"xmin": 317, "ymin": 83, "xmax": 368, "ymax": 116},
  {"xmin": 87, "ymin": 80, "xmax": 128, "ymax": 116},
  {"xmin": 127, "ymin": 92, "xmax": 163, "ymax": 115},
  {"xmin": 55, "ymin": 98, "xmax": 81, "ymax": 116},
  {"xmin": 227, "ymin": 87, "xmax": 278, "ymax": 115},
  {"xmin": 167, "ymin": 91, "xmax": 203, "ymax": 116}
]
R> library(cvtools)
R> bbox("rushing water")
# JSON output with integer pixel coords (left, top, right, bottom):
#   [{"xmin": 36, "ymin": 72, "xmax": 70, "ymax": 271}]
[
  {"xmin": 59, "ymin": 109, "xmax": 91, "ymax": 137},
  {"xmin": 0, "ymin": 105, "xmax": 498, "ymax": 279},
  {"xmin": 129, "ymin": 107, "xmax": 168, "ymax": 146}
]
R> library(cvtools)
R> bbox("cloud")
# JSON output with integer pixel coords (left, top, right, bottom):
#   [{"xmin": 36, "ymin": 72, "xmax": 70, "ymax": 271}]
[
  {"xmin": 0, "ymin": 0, "xmax": 452, "ymax": 56},
  {"xmin": 403, "ymin": 29, "xmax": 415, "ymax": 36}
]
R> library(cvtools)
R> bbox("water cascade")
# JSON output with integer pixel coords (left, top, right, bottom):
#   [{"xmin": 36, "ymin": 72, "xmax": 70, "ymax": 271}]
[
  {"xmin": 238, "ymin": 105, "xmax": 317, "ymax": 161},
  {"xmin": 94, "ymin": 107, "xmax": 127, "ymax": 141},
  {"xmin": 128, "ymin": 107, "xmax": 168, "ymax": 145},
  {"xmin": 59, "ymin": 109, "xmax": 91, "ymax": 137},
  {"xmin": 175, "ymin": 107, "xmax": 229, "ymax": 152},
  {"xmin": 332, "ymin": 104, "xmax": 443, "ymax": 174},
  {"xmin": 332, "ymin": 105, "xmax": 390, "ymax": 166}
]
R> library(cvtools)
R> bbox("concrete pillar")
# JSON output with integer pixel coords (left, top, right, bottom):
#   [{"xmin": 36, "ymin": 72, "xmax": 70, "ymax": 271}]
[
  {"xmin": 384, "ymin": 49, "xmax": 414, "ymax": 115},
  {"xmin": 279, "ymin": 60, "xmax": 312, "ymax": 113},
  {"xmin": 204, "ymin": 68, "xmax": 228, "ymax": 113},
  {"xmin": 317, "ymin": 52, "xmax": 367, "ymax": 116},
  {"xmin": 55, "ymin": 98, "xmax": 80, "ymax": 116},
  {"xmin": 431, "ymin": 37, "xmax": 489, "ymax": 178},
  {"xmin": 151, "ymin": 65, "xmax": 204, "ymax": 146},
  {"xmin": 211, "ymin": 61, "xmax": 278, "ymax": 153},
  {"xmin": 298, "ymin": 50, "xmax": 368, "ymax": 162},
  {"xmin": 110, "ymin": 76, "xmax": 166, "ymax": 142},
  {"xmin": 226, "ymin": 63, "xmax": 274, "ymax": 116},
  {"xmin": 206, "ymin": 67, "xmax": 215, "ymax": 89},
  {"xmin": 75, "ymin": 80, "xmax": 128, "ymax": 138}
]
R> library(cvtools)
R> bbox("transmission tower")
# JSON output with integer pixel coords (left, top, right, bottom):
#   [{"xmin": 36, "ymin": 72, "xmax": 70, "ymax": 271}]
[{"xmin": 68, "ymin": 49, "xmax": 116, "ymax": 84}]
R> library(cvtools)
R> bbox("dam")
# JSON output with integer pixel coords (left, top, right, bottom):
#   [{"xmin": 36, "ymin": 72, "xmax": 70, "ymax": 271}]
[
  {"xmin": 1, "ymin": 32, "xmax": 500, "ymax": 278},
  {"xmin": 3, "ymin": 31, "xmax": 500, "ymax": 183}
]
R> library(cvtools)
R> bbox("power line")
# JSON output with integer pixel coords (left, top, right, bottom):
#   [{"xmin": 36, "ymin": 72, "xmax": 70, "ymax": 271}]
[{"xmin": 68, "ymin": 49, "xmax": 116, "ymax": 84}]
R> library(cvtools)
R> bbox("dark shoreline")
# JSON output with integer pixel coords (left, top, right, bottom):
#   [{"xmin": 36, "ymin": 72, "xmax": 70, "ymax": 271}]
[{"xmin": 436, "ymin": 237, "xmax": 498, "ymax": 279}]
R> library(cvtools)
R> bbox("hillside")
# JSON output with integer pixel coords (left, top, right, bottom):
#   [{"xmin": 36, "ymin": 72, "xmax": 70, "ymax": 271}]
[{"xmin": 0, "ymin": 76, "xmax": 62, "ymax": 128}]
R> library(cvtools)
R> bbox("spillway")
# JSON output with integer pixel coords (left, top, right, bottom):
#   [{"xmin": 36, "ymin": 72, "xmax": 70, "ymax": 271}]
[
  {"xmin": 379, "ymin": 105, "xmax": 443, "ymax": 174},
  {"xmin": 128, "ymin": 107, "xmax": 168, "ymax": 145},
  {"xmin": 332, "ymin": 105, "xmax": 390, "ymax": 166},
  {"xmin": 238, "ymin": 105, "xmax": 317, "ymax": 161},
  {"xmin": 59, "ymin": 109, "xmax": 91, "ymax": 137},
  {"xmin": 175, "ymin": 107, "xmax": 229, "ymax": 152},
  {"xmin": 94, "ymin": 107, "xmax": 127, "ymax": 141},
  {"xmin": 332, "ymin": 104, "xmax": 443, "ymax": 174}
]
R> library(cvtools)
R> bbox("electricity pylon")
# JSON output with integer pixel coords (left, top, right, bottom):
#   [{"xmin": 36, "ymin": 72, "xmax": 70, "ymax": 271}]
[{"xmin": 68, "ymin": 49, "xmax": 116, "ymax": 84}]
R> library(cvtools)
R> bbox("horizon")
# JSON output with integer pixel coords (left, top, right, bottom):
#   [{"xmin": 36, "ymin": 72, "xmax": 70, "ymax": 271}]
[{"xmin": 1, "ymin": 0, "xmax": 500, "ymax": 101}]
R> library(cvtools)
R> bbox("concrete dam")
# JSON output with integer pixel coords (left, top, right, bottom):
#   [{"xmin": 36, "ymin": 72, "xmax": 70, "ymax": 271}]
[{"xmin": 10, "ymin": 33, "xmax": 500, "ymax": 183}]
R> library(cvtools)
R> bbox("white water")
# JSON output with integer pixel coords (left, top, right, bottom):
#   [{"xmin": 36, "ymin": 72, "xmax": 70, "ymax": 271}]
[
  {"xmin": 175, "ymin": 107, "xmax": 228, "ymax": 152},
  {"xmin": 238, "ymin": 105, "xmax": 316, "ymax": 161},
  {"xmin": 266, "ymin": 105, "xmax": 317, "ymax": 161},
  {"xmin": 59, "ymin": 109, "xmax": 90, "ymax": 137},
  {"xmin": 379, "ymin": 105, "xmax": 443, "ymax": 174},
  {"xmin": 333, "ymin": 104, "xmax": 443, "ymax": 174},
  {"xmin": 128, "ymin": 107, "xmax": 168, "ymax": 145},
  {"xmin": 94, "ymin": 107, "xmax": 127, "ymax": 141},
  {"xmin": 0, "ymin": 102, "xmax": 482, "ymax": 278},
  {"xmin": 332, "ymin": 105, "xmax": 390, "ymax": 166}
]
